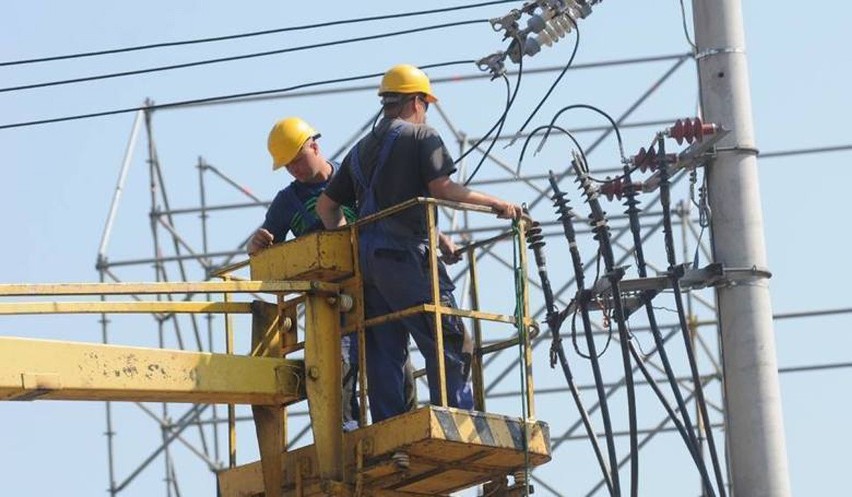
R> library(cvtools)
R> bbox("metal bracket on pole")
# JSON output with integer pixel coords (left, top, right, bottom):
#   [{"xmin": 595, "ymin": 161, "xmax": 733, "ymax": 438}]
[
  {"xmin": 694, "ymin": 47, "xmax": 746, "ymax": 60},
  {"xmin": 715, "ymin": 266, "xmax": 773, "ymax": 288}
]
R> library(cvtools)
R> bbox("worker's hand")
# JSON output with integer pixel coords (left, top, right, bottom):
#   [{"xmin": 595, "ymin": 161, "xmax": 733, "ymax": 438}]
[
  {"xmin": 438, "ymin": 233, "xmax": 462, "ymax": 265},
  {"xmin": 491, "ymin": 199, "xmax": 524, "ymax": 221},
  {"xmin": 248, "ymin": 228, "xmax": 274, "ymax": 255}
]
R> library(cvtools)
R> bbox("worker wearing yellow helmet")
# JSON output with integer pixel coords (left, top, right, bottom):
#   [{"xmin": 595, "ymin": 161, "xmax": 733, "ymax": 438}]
[
  {"xmin": 318, "ymin": 64, "xmax": 520, "ymax": 422},
  {"xmin": 249, "ymin": 117, "xmax": 357, "ymax": 250},
  {"xmin": 251, "ymin": 116, "xmax": 364, "ymax": 429},
  {"xmin": 250, "ymin": 116, "xmax": 416, "ymax": 429}
]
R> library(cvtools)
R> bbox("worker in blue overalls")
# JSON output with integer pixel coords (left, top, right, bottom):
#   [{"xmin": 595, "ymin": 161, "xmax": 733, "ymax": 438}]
[
  {"xmin": 317, "ymin": 65, "xmax": 522, "ymax": 422},
  {"xmin": 249, "ymin": 116, "xmax": 416, "ymax": 430}
]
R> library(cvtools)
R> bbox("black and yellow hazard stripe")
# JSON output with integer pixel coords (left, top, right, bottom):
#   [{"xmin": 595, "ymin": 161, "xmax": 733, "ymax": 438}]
[{"xmin": 432, "ymin": 408, "xmax": 551, "ymax": 455}]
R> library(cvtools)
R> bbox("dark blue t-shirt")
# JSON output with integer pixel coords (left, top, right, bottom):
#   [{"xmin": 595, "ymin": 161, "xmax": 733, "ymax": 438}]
[
  {"xmin": 261, "ymin": 162, "xmax": 357, "ymax": 241},
  {"xmin": 325, "ymin": 119, "xmax": 456, "ymax": 239}
]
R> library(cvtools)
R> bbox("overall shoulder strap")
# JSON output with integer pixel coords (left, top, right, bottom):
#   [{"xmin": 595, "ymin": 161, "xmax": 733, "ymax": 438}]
[
  {"xmin": 350, "ymin": 122, "xmax": 406, "ymax": 219},
  {"xmin": 370, "ymin": 123, "xmax": 404, "ymax": 187}
]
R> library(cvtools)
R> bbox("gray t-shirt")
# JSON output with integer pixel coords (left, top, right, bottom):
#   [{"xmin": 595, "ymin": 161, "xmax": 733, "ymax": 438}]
[{"xmin": 325, "ymin": 118, "xmax": 457, "ymax": 238}]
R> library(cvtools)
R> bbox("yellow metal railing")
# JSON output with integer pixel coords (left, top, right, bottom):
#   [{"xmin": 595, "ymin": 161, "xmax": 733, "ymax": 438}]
[
  {"xmin": 0, "ymin": 197, "xmax": 538, "ymax": 490},
  {"xmin": 335, "ymin": 197, "xmax": 537, "ymax": 422}
]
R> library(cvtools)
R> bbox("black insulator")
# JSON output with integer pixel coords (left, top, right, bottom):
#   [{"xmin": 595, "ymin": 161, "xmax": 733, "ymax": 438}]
[
  {"xmin": 527, "ymin": 220, "xmax": 545, "ymax": 250},
  {"xmin": 551, "ymin": 191, "xmax": 577, "ymax": 226}
]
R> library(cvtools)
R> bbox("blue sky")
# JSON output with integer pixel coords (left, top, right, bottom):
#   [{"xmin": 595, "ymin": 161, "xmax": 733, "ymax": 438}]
[{"xmin": 1, "ymin": 1, "xmax": 850, "ymax": 496}]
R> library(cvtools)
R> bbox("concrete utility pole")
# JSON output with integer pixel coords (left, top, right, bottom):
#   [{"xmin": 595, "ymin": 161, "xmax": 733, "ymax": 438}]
[{"xmin": 692, "ymin": 1, "xmax": 792, "ymax": 496}]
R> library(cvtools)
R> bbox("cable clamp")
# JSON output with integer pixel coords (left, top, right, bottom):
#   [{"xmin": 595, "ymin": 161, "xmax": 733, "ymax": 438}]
[
  {"xmin": 694, "ymin": 47, "xmax": 746, "ymax": 60},
  {"xmin": 714, "ymin": 145, "xmax": 760, "ymax": 156},
  {"xmin": 476, "ymin": 51, "xmax": 508, "ymax": 79},
  {"xmin": 488, "ymin": 10, "xmax": 522, "ymax": 35},
  {"xmin": 717, "ymin": 265, "xmax": 773, "ymax": 287}
]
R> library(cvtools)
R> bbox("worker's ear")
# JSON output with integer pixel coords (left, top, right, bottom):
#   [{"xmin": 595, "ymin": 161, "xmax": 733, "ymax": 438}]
[{"xmin": 308, "ymin": 139, "xmax": 320, "ymax": 156}]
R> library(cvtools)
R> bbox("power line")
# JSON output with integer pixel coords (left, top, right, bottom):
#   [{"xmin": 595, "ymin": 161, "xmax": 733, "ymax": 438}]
[
  {"xmin": 774, "ymin": 307, "xmax": 852, "ymax": 320},
  {"xmin": 171, "ymin": 53, "xmax": 690, "ymax": 109},
  {"xmin": 508, "ymin": 16, "xmax": 581, "ymax": 146},
  {"xmin": 0, "ymin": 0, "xmax": 518, "ymax": 67},
  {"xmin": 0, "ymin": 60, "xmax": 474, "ymax": 130},
  {"xmin": 0, "ymin": 20, "xmax": 484, "ymax": 94},
  {"xmin": 760, "ymin": 144, "xmax": 852, "ymax": 159},
  {"xmin": 0, "ymin": 53, "xmax": 693, "ymax": 130},
  {"xmin": 459, "ymin": 35, "xmax": 526, "ymax": 186},
  {"xmin": 677, "ymin": 0, "xmax": 697, "ymax": 52}
]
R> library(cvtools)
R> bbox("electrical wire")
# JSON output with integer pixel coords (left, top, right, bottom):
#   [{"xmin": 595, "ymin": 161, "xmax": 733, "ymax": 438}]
[
  {"xmin": 507, "ymin": 16, "xmax": 580, "ymax": 147},
  {"xmin": 537, "ymin": 104, "xmax": 627, "ymax": 162},
  {"xmin": 572, "ymin": 155, "xmax": 640, "ymax": 497},
  {"xmin": 549, "ymin": 172, "xmax": 622, "ymax": 496},
  {"xmin": 623, "ymin": 335, "xmax": 714, "ymax": 497},
  {"xmin": 455, "ymin": 73, "xmax": 510, "ymax": 166},
  {"xmin": 655, "ymin": 137, "xmax": 728, "ymax": 497},
  {"xmin": 516, "ymin": 123, "xmax": 588, "ymax": 172},
  {"xmin": 0, "ymin": 60, "xmax": 474, "ymax": 130},
  {"xmin": 461, "ymin": 35, "xmax": 525, "ymax": 186},
  {"xmin": 532, "ymin": 103, "xmax": 658, "ymax": 187},
  {"xmin": 569, "ymin": 305, "xmax": 613, "ymax": 360},
  {"xmin": 461, "ymin": 74, "xmax": 512, "ymax": 185},
  {"xmin": 526, "ymin": 215, "xmax": 615, "ymax": 496},
  {"xmin": 624, "ymin": 321, "xmax": 649, "ymax": 357},
  {"xmin": 678, "ymin": 0, "xmax": 698, "ymax": 52},
  {"xmin": 0, "ymin": 20, "xmax": 484, "ymax": 94},
  {"xmin": 619, "ymin": 154, "xmax": 719, "ymax": 496},
  {"xmin": 0, "ymin": 0, "xmax": 519, "ymax": 67}
]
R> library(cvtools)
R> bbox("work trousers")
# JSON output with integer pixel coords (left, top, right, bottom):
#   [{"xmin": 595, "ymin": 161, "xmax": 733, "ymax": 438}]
[
  {"xmin": 341, "ymin": 332, "xmax": 418, "ymax": 430},
  {"xmin": 360, "ymin": 239, "xmax": 473, "ymax": 423}
]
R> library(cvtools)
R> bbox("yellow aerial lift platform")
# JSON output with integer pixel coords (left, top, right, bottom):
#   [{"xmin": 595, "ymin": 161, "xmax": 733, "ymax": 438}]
[{"xmin": 0, "ymin": 198, "xmax": 550, "ymax": 497}]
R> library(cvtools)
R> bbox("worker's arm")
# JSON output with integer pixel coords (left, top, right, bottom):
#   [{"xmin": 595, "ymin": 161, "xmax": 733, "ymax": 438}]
[
  {"xmin": 317, "ymin": 192, "xmax": 347, "ymax": 229},
  {"xmin": 248, "ymin": 228, "xmax": 274, "ymax": 255},
  {"xmin": 428, "ymin": 176, "xmax": 523, "ymax": 220},
  {"xmin": 437, "ymin": 232, "xmax": 462, "ymax": 265}
]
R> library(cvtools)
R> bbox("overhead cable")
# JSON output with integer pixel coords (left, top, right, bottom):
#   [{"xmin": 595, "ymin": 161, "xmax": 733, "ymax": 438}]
[
  {"xmin": 461, "ymin": 35, "xmax": 525, "ymax": 186},
  {"xmin": 677, "ymin": 0, "xmax": 698, "ymax": 52},
  {"xmin": 618, "ymin": 154, "xmax": 718, "ymax": 496},
  {"xmin": 517, "ymin": 124, "xmax": 589, "ymax": 172},
  {"xmin": 549, "ymin": 172, "xmax": 622, "ymax": 496},
  {"xmin": 573, "ymin": 153, "xmax": 641, "ymax": 497},
  {"xmin": 537, "ymin": 104, "xmax": 626, "ymax": 161},
  {"xmin": 507, "ymin": 18, "xmax": 580, "ymax": 146},
  {"xmin": 526, "ymin": 215, "xmax": 615, "ymax": 496},
  {"xmin": 0, "ymin": 0, "xmax": 518, "ymax": 67},
  {"xmin": 655, "ymin": 138, "xmax": 728, "ymax": 497},
  {"xmin": 461, "ymin": 81, "xmax": 512, "ymax": 186},
  {"xmin": 0, "ymin": 60, "xmax": 474, "ymax": 130},
  {"xmin": 0, "ymin": 20, "xmax": 484, "ymax": 94}
]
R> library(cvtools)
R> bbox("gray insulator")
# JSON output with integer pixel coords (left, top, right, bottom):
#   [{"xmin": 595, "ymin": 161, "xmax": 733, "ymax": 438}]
[
  {"xmin": 524, "ymin": 37, "xmax": 543, "ymax": 57},
  {"xmin": 526, "ymin": 14, "xmax": 547, "ymax": 33}
]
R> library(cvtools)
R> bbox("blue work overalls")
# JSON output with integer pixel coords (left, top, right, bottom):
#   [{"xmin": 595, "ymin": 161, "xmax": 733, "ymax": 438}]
[
  {"xmin": 280, "ymin": 178, "xmax": 360, "ymax": 432},
  {"xmin": 348, "ymin": 122, "xmax": 473, "ymax": 422}
]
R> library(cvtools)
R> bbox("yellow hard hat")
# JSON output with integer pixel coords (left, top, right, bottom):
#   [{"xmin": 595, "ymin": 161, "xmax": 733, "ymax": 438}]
[
  {"xmin": 378, "ymin": 64, "xmax": 438, "ymax": 103},
  {"xmin": 267, "ymin": 117, "xmax": 319, "ymax": 170}
]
